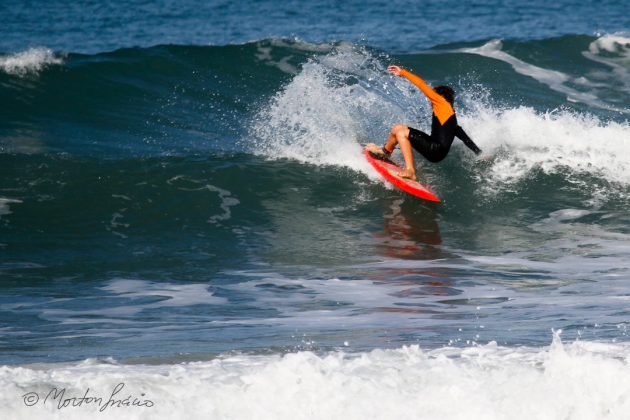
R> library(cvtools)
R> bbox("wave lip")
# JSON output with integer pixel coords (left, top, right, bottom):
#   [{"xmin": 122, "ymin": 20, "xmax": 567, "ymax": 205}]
[{"xmin": 0, "ymin": 47, "xmax": 63, "ymax": 76}]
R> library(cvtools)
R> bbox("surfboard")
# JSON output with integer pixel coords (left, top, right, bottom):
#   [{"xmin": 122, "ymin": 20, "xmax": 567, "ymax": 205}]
[{"xmin": 364, "ymin": 146, "xmax": 441, "ymax": 203}]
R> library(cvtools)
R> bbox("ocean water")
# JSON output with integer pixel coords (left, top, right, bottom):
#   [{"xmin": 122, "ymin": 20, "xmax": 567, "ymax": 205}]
[{"xmin": 2, "ymin": 0, "xmax": 630, "ymax": 418}]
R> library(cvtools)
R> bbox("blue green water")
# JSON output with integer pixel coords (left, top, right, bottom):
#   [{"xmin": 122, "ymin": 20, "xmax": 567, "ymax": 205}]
[{"xmin": 1, "ymin": 2, "xmax": 630, "ymax": 418}]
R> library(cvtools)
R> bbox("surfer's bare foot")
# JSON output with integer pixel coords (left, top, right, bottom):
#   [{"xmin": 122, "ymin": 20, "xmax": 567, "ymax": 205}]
[
  {"xmin": 366, "ymin": 143, "xmax": 391, "ymax": 157},
  {"xmin": 397, "ymin": 168, "xmax": 417, "ymax": 181}
]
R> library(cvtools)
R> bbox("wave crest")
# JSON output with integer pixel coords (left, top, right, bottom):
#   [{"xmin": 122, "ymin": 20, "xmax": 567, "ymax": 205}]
[{"xmin": 0, "ymin": 47, "xmax": 63, "ymax": 76}]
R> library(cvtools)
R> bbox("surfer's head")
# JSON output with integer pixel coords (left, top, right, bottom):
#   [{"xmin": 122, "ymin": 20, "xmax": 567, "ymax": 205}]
[{"xmin": 434, "ymin": 85, "xmax": 455, "ymax": 105}]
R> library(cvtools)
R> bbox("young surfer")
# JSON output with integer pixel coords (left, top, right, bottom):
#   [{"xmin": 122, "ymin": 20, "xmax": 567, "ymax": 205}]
[{"xmin": 367, "ymin": 65, "xmax": 482, "ymax": 181}]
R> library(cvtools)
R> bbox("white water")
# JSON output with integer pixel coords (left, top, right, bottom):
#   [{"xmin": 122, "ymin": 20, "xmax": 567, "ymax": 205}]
[
  {"xmin": 0, "ymin": 47, "xmax": 63, "ymax": 76},
  {"xmin": 251, "ymin": 43, "xmax": 630, "ymax": 201},
  {"xmin": 583, "ymin": 34, "xmax": 630, "ymax": 96},
  {"xmin": 3, "ymin": 334, "xmax": 630, "ymax": 420},
  {"xmin": 250, "ymin": 43, "xmax": 418, "ymax": 177},
  {"xmin": 457, "ymin": 106, "xmax": 630, "ymax": 198},
  {"xmin": 0, "ymin": 198, "xmax": 22, "ymax": 219}
]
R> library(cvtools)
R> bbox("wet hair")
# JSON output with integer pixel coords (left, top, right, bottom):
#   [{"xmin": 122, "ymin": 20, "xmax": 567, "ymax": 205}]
[{"xmin": 434, "ymin": 85, "xmax": 455, "ymax": 105}]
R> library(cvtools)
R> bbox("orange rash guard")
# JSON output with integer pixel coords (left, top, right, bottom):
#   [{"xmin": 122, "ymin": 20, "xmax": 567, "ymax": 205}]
[
  {"xmin": 399, "ymin": 69, "xmax": 455, "ymax": 125},
  {"xmin": 393, "ymin": 68, "xmax": 482, "ymax": 162}
]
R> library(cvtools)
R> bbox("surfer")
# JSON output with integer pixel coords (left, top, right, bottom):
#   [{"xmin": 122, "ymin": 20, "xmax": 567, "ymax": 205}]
[{"xmin": 367, "ymin": 65, "xmax": 481, "ymax": 181}]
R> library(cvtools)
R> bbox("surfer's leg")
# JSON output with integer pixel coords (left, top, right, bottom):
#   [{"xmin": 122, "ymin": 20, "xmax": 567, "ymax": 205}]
[
  {"xmin": 383, "ymin": 124, "xmax": 407, "ymax": 154},
  {"xmin": 381, "ymin": 124, "xmax": 417, "ymax": 180},
  {"xmin": 392, "ymin": 126, "xmax": 417, "ymax": 181},
  {"xmin": 367, "ymin": 124, "xmax": 406, "ymax": 158}
]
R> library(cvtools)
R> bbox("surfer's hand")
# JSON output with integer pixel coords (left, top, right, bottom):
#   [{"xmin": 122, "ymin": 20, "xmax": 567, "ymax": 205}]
[{"xmin": 387, "ymin": 65, "xmax": 402, "ymax": 76}]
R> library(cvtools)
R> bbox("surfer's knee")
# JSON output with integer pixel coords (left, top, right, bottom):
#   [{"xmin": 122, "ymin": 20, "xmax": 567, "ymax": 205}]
[
  {"xmin": 391, "ymin": 124, "xmax": 407, "ymax": 136},
  {"xmin": 394, "ymin": 125, "xmax": 410, "ymax": 140}
]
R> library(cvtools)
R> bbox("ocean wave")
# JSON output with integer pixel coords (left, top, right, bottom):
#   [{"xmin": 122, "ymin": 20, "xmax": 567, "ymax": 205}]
[
  {"xmin": 583, "ymin": 33, "xmax": 630, "ymax": 96},
  {"xmin": 248, "ymin": 40, "xmax": 630, "ymax": 202},
  {"xmin": 2, "ymin": 37, "xmax": 629, "ymax": 203},
  {"xmin": 0, "ymin": 47, "xmax": 63, "ymax": 76},
  {"xmin": 2, "ymin": 334, "xmax": 630, "ymax": 420},
  {"xmin": 249, "ymin": 43, "xmax": 391, "ymax": 176},
  {"xmin": 458, "ymin": 38, "xmax": 626, "ymax": 113},
  {"xmin": 459, "ymin": 105, "xmax": 630, "ymax": 198}
]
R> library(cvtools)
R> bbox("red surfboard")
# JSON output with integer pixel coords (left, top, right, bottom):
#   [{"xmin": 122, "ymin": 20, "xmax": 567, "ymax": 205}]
[{"xmin": 364, "ymin": 146, "xmax": 441, "ymax": 203}]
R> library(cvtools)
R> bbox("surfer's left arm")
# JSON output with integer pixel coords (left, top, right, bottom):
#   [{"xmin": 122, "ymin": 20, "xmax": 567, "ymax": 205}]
[{"xmin": 455, "ymin": 125, "xmax": 482, "ymax": 155}]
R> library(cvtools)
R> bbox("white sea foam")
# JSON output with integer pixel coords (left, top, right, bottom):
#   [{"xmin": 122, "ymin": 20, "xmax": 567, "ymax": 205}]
[
  {"xmin": 250, "ymin": 44, "xmax": 416, "ymax": 178},
  {"xmin": 255, "ymin": 39, "xmax": 336, "ymax": 75},
  {"xmin": 256, "ymin": 45, "xmax": 299, "ymax": 75},
  {"xmin": 0, "ymin": 198, "xmax": 22, "ymax": 219},
  {"xmin": 589, "ymin": 33, "xmax": 630, "ymax": 58},
  {"xmin": 589, "ymin": 34, "xmax": 630, "ymax": 55},
  {"xmin": 0, "ymin": 47, "xmax": 63, "ymax": 76},
  {"xmin": 101, "ymin": 279, "xmax": 228, "ymax": 307},
  {"xmin": 458, "ymin": 105, "xmax": 630, "ymax": 197},
  {"xmin": 167, "ymin": 175, "xmax": 240, "ymax": 224},
  {"xmin": 269, "ymin": 38, "xmax": 338, "ymax": 53},
  {"xmin": 30, "ymin": 279, "xmax": 227, "ymax": 323},
  {"xmin": 2, "ymin": 335, "xmax": 630, "ymax": 420},
  {"xmin": 583, "ymin": 34, "xmax": 630, "ymax": 95},
  {"xmin": 0, "ymin": 129, "xmax": 47, "ymax": 154},
  {"xmin": 459, "ymin": 40, "xmax": 622, "ymax": 112}
]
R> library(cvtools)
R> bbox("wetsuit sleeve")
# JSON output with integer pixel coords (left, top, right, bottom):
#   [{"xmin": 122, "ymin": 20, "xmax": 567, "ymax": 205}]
[
  {"xmin": 455, "ymin": 125, "xmax": 482, "ymax": 155},
  {"xmin": 399, "ymin": 68, "xmax": 455, "ymax": 125},
  {"xmin": 399, "ymin": 69, "xmax": 443, "ymax": 104}
]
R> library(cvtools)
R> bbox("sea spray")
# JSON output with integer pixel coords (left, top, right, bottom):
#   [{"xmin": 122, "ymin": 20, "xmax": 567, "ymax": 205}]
[
  {"xmin": 0, "ymin": 47, "xmax": 63, "ymax": 76},
  {"xmin": 249, "ymin": 44, "xmax": 425, "ymax": 175}
]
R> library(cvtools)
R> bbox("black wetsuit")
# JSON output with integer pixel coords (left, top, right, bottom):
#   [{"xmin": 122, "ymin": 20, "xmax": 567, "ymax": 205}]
[
  {"xmin": 408, "ymin": 114, "xmax": 481, "ymax": 163},
  {"xmin": 396, "ymin": 68, "xmax": 482, "ymax": 163}
]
